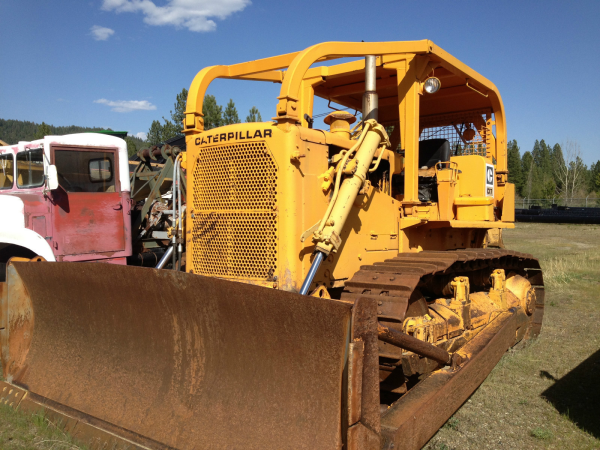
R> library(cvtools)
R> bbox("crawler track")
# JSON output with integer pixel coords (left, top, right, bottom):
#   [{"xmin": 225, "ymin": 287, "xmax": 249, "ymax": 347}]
[{"xmin": 341, "ymin": 249, "xmax": 545, "ymax": 343}]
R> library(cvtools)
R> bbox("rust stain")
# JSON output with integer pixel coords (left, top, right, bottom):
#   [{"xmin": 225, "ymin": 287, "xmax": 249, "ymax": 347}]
[{"xmin": 4, "ymin": 262, "xmax": 353, "ymax": 449}]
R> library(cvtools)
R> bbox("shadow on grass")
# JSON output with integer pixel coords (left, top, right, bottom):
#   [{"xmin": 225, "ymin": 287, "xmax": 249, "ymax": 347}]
[{"xmin": 541, "ymin": 348, "xmax": 600, "ymax": 438}]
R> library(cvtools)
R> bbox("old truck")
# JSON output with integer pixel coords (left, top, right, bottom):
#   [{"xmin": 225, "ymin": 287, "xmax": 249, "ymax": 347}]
[{"xmin": 0, "ymin": 133, "xmax": 186, "ymax": 277}]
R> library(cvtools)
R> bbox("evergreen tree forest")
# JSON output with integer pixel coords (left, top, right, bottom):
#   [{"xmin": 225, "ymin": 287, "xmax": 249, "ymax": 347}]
[
  {"xmin": 146, "ymin": 88, "xmax": 264, "ymax": 145},
  {"xmin": 0, "ymin": 119, "xmax": 147, "ymax": 157},
  {"xmin": 4, "ymin": 92, "xmax": 597, "ymax": 201},
  {"xmin": 0, "ymin": 119, "xmax": 107, "ymax": 144},
  {"xmin": 507, "ymin": 139, "xmax": 600, "ymax": 200}
]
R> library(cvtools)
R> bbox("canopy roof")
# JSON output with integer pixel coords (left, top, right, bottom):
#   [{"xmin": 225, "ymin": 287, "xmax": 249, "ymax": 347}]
[{"xmin": 184, "ymin": 40, "xmax": 505, "ymax": 143}]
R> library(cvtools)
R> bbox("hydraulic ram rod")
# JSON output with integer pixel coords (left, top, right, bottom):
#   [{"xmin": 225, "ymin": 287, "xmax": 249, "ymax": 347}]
[{"xmin": 377, "ymin": 322, "xmax": 452, "ymax": 366}]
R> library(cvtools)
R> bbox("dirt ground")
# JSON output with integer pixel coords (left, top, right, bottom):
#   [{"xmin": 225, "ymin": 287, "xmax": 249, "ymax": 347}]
[
  {"xmin": 425, "ymin": 223, "xmax": 600, "ymax": 450},
  {"xmin": 1, "ymin": 223, "xmax": 599, "ymax": 449}
]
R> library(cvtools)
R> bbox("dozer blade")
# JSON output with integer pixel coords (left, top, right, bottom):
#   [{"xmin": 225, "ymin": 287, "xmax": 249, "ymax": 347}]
[{"xmin": 0, "ymin": 262, "xmax": 375, "ymax": 450}]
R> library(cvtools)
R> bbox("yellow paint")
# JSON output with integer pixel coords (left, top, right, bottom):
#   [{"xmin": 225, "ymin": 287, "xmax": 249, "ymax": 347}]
[{"xmin": 184, "ymin": 41, "xmax": 515, "ymax": 293}]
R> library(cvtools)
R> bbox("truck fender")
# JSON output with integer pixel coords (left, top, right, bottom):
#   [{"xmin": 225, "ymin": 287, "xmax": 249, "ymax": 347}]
[{"xmin": 0, "ymin": 227, "xmax": 56, "ymax": 262}]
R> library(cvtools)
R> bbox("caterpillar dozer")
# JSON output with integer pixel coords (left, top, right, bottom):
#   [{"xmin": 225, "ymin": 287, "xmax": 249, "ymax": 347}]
[{"xmin": 0, "ymin": 41, "xmax": 544, "ymax": 450}]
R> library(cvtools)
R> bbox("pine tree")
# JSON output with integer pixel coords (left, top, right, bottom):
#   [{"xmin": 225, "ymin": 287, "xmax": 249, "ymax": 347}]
[
  {"xmin": 147, "ymin": 120, "xmax": 164, "ymax": 145},
  {"xmin": 223, "ymin": 99, "xmax": 240, "ymax": 125},
  {"xmin": 522, "ymin": 151, "xmax": 535, "ymax": 198},
  {"xmin": 160, "ymin": 118, "xmax": 179, "ymax": 142},
  {"xmin": 589, "ymin": 161, "xmax": 600, "ymax": 193},
  {"xmin": 202, "ymin": 95, "xmax": 223, "ymax": 130},
  {"xmin": 528, "ymin": 140, "xmax": 556, "ymax": 199},
  {"xmin": 34, "ymin": 122, "xmax": 51, "ymax": 139},
  {"xmin": 507, "ymin": 140, "xmax": 524, "ymax": 195},
  {"xmin": 170, "ymin": 88, "xmax": 188, "ymax": 133},
  {"xmin": 245, "ymin": 106, "xmax": 263, "ymax": 123},
  {"xmin": 125, "ymin": 137, "xmax": 138, "ymax": 157},
  {"xmin": 551, "ymin": 143, "xmax": 565, "ymax": 190}
]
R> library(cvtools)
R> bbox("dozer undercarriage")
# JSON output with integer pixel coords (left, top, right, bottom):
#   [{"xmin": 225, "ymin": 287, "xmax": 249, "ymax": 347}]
[{"xmin": 0, "ymin": 41, "xmax": 544, "ymax": 450}]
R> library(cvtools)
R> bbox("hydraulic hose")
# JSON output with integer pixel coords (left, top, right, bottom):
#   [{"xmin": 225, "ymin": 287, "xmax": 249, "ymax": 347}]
[
  {"xmin": 301, "ymin": 120, "xmax": 388, "ymax": 295},
  {"xmin": 315, "ymin": 119, "xmax": 389, "ymax": 256},
  {"xmin": 171, "ymin": 154, "xmax": 183, "ymax": 271},
  {"xmin": 176, "ymin": 154, "xmax": 183, "ymax": 271},
  {"xmin": 316, "ymin": 122, "xmax": 372, "ymax": 235}
]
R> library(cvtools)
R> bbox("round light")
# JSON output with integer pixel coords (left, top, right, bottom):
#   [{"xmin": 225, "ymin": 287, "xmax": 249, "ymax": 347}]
[
  {"xmin": 424, "ymin": 77, "xmax": 441, "ymax": 94},
  {"xmin": 462, "ymin": 127, "xmax": 476, "ymax": 141}
]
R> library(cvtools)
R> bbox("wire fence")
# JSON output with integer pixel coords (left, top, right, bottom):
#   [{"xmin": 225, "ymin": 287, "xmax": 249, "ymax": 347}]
[{"xmin": 517, "ymin": 197, "xmax": 600, "ymax": 209}]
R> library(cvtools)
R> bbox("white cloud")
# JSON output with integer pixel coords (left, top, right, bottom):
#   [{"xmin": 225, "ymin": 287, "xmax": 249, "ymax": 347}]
[
  {"xmin": 135, "ymin": 132, "xmax": 148, "ymax": 140},
  {"xmin": 101, "ymin": 0, "xmax": 250, "ymax": 32},
  {"xmin": 90, "ymin": 25, "xmax": 115, "ymax": 41},
  {"xmin": 94, "ymin": 99, "xmax": 157, "ymax": 113}
]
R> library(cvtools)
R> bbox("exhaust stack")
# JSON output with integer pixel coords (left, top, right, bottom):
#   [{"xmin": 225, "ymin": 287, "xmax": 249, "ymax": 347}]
[{"xmin": 362, "ymin": 55, "xmax": 378, "ymax": 122}]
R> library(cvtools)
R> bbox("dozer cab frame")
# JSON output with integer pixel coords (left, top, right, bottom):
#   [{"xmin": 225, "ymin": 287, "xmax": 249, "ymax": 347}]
[{"xmin": 0, "ymin": 41, "xmax": 544, "ymax": 450}]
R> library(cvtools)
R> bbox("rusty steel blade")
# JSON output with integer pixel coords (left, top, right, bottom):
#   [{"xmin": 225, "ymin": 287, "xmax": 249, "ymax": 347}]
[{"xmin": 3, "ymin": 262, "xmax": 353, "ymax": 449}]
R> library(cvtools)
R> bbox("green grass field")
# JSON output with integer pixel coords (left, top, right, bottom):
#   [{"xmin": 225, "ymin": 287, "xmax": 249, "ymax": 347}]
[
  {"xmin": 1, "ymin": 223, "xmax": 599, "ymax": 449},
  {"xmin": 426, "ymin": 223, "xmax": 600, "ymax": 450},
  {"xmin": 0, "ymin": 404, "xmax": 84, "ymax": 449}
]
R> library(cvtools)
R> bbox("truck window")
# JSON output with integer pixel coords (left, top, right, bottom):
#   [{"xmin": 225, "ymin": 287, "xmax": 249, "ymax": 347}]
[
  {"xmin": 89, "ymin": 158, "xmax": 113, "ymax": 182},
  {"xmin": 0, "ymin": 154, "xmax": 14, "ymax": 189},
  {"xmin": 17, "ymin": 149, "xmax": 45, "ymax": 188},
  {"xmin": 54, "ymin": 150, "xmax": 116, "ymax": 192}
]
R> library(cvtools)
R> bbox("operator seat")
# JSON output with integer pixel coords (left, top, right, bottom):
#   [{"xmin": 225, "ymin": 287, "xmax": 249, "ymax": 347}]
[
  {"xmin": 418, "ymin": 138, "xmax": 451, "ymax": 169},
  {"xmin": 391, "ymin": 139, "xmax": 451, "ymax": 201}
]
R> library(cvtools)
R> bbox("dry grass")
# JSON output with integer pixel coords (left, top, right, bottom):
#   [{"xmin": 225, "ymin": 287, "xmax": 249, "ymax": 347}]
[
  {"xmin": 1, "ymin": 223, "xmax": 599, "ymax": 449},
  {"xmin": 425, "ymin": 223, "xmax": 600, "ymax": 450},
  {"xmin": 543, "ymin": 252, "xmax": 600, "ymax": 289},
  {"xmin": 0, "ymin": 403, "xmax": 85, "ymax": 449}
]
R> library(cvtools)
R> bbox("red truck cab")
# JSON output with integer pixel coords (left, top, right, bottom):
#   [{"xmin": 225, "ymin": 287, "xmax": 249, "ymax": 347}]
[{"xmin": 0, "ymin": 134, "xmax": 132, "ymax": 272}]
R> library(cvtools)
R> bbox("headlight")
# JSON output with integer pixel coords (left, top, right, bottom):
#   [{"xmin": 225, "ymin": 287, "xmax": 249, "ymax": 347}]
[{"xmin": 424, "ymin": 77, "xmax": 441, "ymax": 94}]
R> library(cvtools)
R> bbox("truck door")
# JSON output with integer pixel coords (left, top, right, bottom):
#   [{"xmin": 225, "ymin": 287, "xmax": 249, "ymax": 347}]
[{"xmin": 51, "ymin": 145, "xmax": 125, "ymax": 256}]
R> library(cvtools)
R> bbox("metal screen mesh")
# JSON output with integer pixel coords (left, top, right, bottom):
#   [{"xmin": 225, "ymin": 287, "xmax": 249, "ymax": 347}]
[
  {"xmin": 192, "ymin": 141, "xmax": 278, "ymax": 279},
  {"xmin": 420, "ymin": 110, "xmax": 492, "ymax": 157}
]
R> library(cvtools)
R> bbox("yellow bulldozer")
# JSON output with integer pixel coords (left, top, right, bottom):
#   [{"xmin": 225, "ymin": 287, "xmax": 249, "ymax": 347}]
[{"xmin": 0, "ymin": 41, "xmax": 543, "ymax": 450}]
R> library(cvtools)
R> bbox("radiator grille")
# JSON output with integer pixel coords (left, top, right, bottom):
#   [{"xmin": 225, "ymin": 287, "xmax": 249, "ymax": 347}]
[{"xmin": 191, "ymin": 141, "xmax": 278, "ymax": 279}]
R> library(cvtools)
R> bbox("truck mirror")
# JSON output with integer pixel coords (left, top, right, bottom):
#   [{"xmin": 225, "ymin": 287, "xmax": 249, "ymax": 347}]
[{"xmin": 47, "ymin": 165, "xmax": 59, "ymax": 190}]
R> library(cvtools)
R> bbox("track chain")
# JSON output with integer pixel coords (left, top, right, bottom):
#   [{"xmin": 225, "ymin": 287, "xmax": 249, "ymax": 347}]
[{"xmin": 341, "ymin": 249, "xmax": 545, "ymax": 341}]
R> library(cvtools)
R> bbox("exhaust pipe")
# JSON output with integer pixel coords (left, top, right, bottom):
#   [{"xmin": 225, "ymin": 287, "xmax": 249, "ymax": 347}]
[{"xmin": 362, "ymin": 55, "xmax": 378, "ymax": 122}]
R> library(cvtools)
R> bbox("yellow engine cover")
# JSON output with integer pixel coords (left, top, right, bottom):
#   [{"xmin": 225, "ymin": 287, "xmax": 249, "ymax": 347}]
[{"xmin": 186, "ymin": 122, "xmax": 400, "ymax": 292}]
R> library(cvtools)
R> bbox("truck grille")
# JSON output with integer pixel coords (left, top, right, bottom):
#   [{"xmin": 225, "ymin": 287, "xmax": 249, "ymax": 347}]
[{"xmin": 191, "ymin": 141, "xmax": 278, "ymax": 279}]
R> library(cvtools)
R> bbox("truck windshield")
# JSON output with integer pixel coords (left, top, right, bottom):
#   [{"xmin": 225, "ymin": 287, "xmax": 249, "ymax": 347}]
[
  {"xmin": 17, "ymin": 149, "xmax": 45, "ymax": 188},
  {"xmin": 54, "ymin": 150, "xmax": 116, "ymax": 193},
  {"xmin": 0, "ymin": 154, "xmax": 14, "ymax": 189}
]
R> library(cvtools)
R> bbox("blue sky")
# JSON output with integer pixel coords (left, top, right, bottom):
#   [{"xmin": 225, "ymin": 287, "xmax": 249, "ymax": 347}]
[{"xmin": 1, "ymin": 0, "xmax": 599, "ymax": 164}]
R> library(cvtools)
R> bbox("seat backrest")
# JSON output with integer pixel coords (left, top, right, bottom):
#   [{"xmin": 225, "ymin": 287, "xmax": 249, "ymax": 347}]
[{"xmin": 418, "ymin": 139, "xmax": 450, "ymax": 168}]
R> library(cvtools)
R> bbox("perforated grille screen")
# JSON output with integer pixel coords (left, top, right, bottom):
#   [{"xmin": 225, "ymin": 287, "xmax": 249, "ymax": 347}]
[
  {"xmin": 191, "ymin": 141, "xmax": 278, "ymax": 279},
  {"xmin": 420, "ymin": 110, "xmax": 492, "ymax": 157}
]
